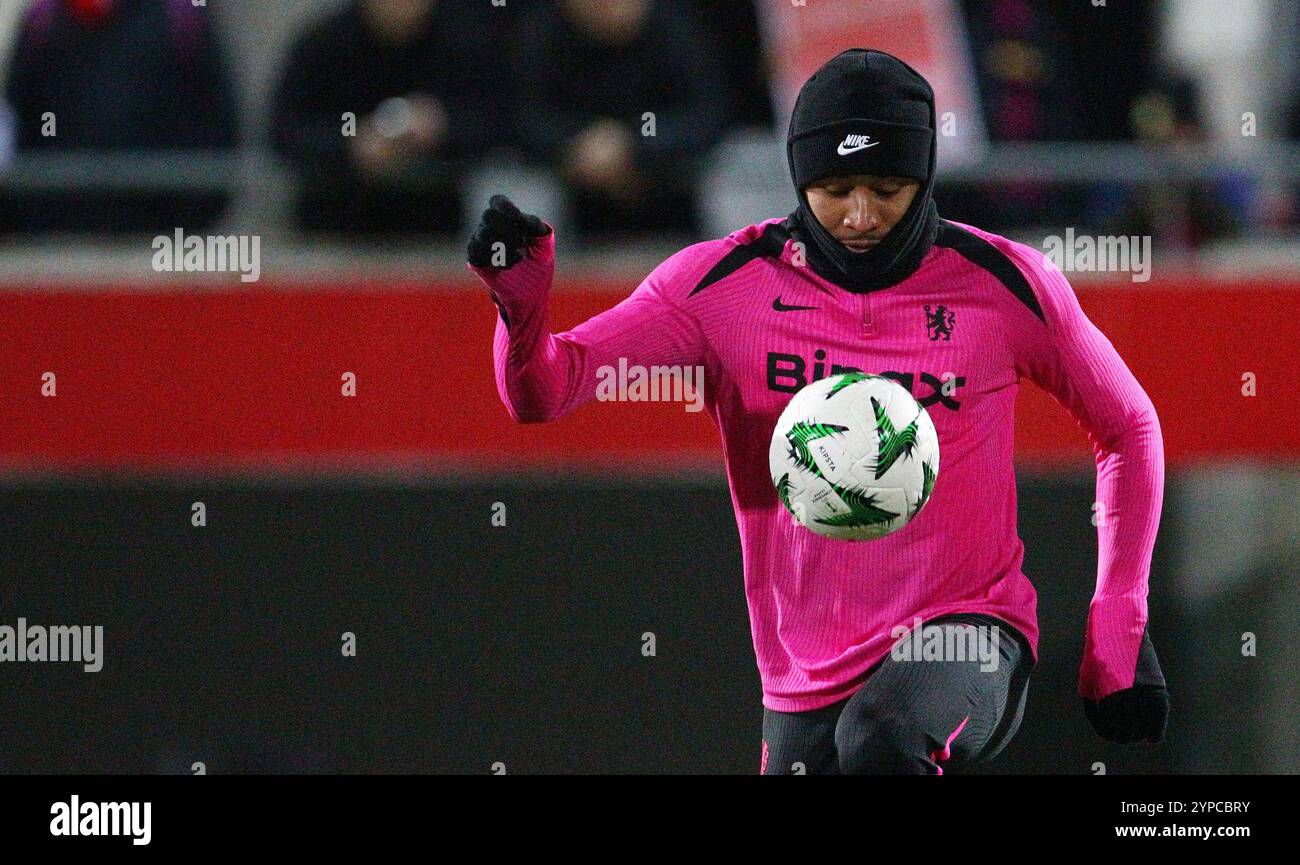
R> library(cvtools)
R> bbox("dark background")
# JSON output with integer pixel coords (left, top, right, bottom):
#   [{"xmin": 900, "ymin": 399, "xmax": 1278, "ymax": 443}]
[{"xmin": 2, "ymin": 472, "xmax": 1218, "ymax": 775}]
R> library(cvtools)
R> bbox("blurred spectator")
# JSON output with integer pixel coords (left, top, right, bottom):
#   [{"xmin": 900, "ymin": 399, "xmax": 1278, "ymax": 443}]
[
  {"xmin": 513, "ymin": 0, "xmax": 730, "ymax": 241},
  {"xmin": 2, "ymin": 0, "xmax": 238, "ymax": 234},
  {"xmin": 271, "ymin": 0, "xmax": 515, "ymax": 238},
  {"xmin": 1103, "ymin": 75, "xmax": 1245, "ymax": 249},
  {"xmin": 687, "ymin": 1, "xmax": 774, "ymax": 133},
  {"xmin": 1281, "ymin": 89, "xmax": 1300, "ymax": 230},
  {"xmin": 959, "ymin": 0, "xmax": 1158, "ymax": 141},
  {"xmin": 1157, "ymin": 0, "xmax": 1297, "ymax": 238},
  {"xmin": 947, "ymin": 0, "xmax": 1158, "ymax": 233}
]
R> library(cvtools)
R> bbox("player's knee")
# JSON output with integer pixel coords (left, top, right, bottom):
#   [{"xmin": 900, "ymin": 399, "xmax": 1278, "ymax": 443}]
[{"xmin": 835, "ymin": 704, "xmax": 922, "ymax": 775}]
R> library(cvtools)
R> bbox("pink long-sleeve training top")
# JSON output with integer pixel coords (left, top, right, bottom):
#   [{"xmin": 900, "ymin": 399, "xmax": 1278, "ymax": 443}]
[{"xmin": 470, "ymin": 216, "xmax": 1164, "ymax": 712}]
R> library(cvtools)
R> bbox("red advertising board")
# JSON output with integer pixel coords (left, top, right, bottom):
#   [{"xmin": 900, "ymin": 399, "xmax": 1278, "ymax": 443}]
[{"xmin": 1, "ymin": 276, "xmax": 1296, "ymax": 475}]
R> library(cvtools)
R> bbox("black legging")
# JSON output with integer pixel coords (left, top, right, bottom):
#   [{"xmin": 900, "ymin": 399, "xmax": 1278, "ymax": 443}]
[{"xmin": 761, "ymin": 614, "xmax": 1034, "ymax": 775}]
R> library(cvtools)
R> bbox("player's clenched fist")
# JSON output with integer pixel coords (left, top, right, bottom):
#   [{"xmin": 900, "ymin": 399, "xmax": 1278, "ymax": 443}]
[{"xmin": 466, "ymin": 195, "xmax": 551, "ymax": 270}]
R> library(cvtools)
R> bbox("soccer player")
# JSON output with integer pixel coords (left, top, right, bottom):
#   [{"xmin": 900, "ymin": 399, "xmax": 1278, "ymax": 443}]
[{"xmin": 467, "ymin": 49, "xmax": 1168, "ymax": 774}]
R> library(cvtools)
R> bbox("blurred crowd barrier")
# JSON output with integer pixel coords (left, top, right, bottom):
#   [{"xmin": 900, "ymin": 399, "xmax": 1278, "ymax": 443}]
[{"xmin": 0, "ymin": 0, "xmax": 1295, "ymax": 253}]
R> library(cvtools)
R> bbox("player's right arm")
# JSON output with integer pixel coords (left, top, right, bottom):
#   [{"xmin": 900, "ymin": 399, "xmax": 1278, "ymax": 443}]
[{"xmin": 465, "ymin": 196, "xmax": 708, "ymax": 423}]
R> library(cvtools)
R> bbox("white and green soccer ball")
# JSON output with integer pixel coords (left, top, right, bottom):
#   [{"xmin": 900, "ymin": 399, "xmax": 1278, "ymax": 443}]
[{"xmin": 769, "ymin": 372, "xmax": 940, "ymax": 541}]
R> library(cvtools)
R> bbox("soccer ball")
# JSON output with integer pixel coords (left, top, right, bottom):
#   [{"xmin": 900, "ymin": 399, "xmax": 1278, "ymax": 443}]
[{"xmin": 768, "ymin": 372, "xmax": 940, "ymax": 541}]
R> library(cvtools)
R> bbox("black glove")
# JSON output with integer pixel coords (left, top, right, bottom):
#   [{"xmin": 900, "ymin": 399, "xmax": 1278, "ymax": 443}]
[
  {"xmin": 1083, "ymin": 628, "xmax": 1169, "ymax": 744},
  {"xmin": 466, "ymin": 194, "xmax": 551, "ymax": 269}
]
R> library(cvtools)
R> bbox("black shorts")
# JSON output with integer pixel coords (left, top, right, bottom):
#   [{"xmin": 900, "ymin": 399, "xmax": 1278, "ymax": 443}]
[{"xmin": 760, "ymin": 613, "xmax": 1034, "ymax": 775}]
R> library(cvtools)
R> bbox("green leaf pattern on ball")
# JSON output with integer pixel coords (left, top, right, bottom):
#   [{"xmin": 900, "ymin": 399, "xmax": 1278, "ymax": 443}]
[
  {"xmin": 775, "ymin": 472, "xmax": 795, "ymax": 515},
  {"xmin": 783, "ymin": 420, "xmax": 849, "ymax": 479},
  {"xmin": 825, "ymin": 371, "xmax": 871, "ymax": 399},
  {"xmin": 817, "ymin": 482, "xmax": 901, "ymax": 529},
  {"xmin": 909, "ymin": 459, "xmax": 937, "ymax": 519},
  {"xmin": 871, "ymin": 397, "xmax": 920, "ymax": 479}
]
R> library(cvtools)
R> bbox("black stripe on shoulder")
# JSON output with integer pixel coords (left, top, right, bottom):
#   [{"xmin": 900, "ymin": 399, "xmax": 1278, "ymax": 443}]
[
  {"xmin": 688, "ymin": 220, "xmax": 792, "ymax": 297},
  {"xmin": 934, "ymin": 221, "xmax": 1045, "ymax": 323}
]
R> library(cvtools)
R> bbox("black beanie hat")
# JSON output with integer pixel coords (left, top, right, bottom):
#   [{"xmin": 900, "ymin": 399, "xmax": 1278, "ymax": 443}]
[{"xmin": 786, "ymin": 49, "xmax": 941, "ymax": 293}]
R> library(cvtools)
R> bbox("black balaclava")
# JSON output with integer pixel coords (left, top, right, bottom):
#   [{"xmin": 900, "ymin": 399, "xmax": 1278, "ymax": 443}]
[{"xmin": 786, "ymin": 49, "xmax": 941, "ymax": 293}]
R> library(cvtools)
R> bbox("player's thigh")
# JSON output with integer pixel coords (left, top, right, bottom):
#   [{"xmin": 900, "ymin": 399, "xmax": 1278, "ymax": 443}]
[
  {"xmin": 835, "ymin": 617, "xmax": 1026, "ymax": 773},
  {"xmin": 968, "ymin": 661, "xmax": 1031, "ymax": 768},
  {"xmin": 760, "ymin": 699, "xmax": 846, "ymax": 775}
]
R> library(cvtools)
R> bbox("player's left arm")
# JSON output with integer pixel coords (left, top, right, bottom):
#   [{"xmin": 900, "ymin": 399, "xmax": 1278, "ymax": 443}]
[{"xmin": 1009, "ymin": 246, "xmax": 1169, "ymax": 744}]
